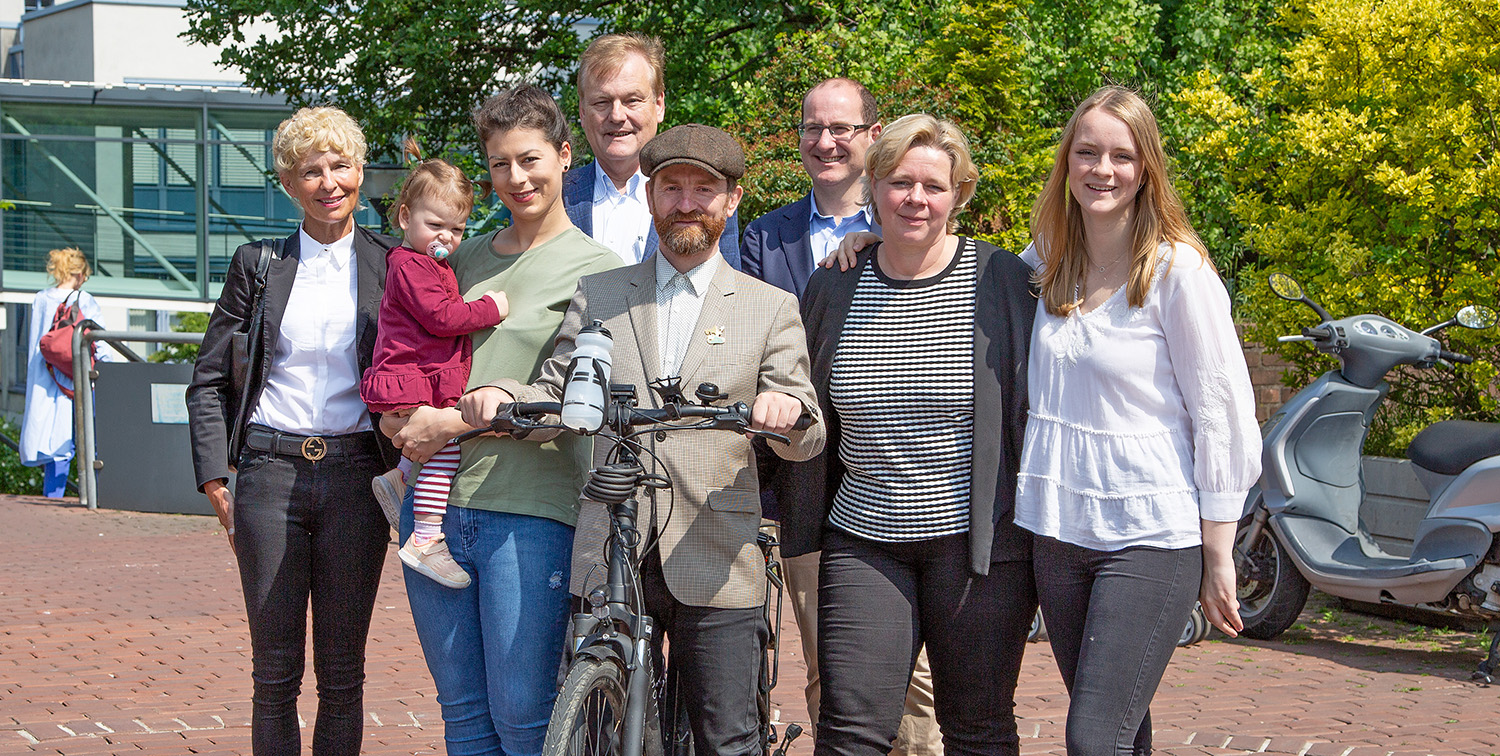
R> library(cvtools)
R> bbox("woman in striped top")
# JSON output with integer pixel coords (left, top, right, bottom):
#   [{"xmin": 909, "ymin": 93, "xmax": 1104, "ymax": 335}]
[{"xmin": 777, "ymin": 114, "xmax": 1038, "ymax": 756}]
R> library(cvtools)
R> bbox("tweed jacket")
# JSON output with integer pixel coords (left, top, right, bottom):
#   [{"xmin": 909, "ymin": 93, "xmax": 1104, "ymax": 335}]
[
  {"xmin": 187, "ymin": 225, "xmax": 403, "ymax": 489},
  {"xmin": 740, "ymin": 193, "xmax": 816, "ymax": 298},
  {"xmin": 562, "ymin": 160, "xmax": 744, "ymax": 270},
  {"xmin": 774, "ymin": 239, "xmax": 1037, "ymax": 574},
  {"xmin": 499, "ymin": 254, "xmax": 824, "ymax": 608}
]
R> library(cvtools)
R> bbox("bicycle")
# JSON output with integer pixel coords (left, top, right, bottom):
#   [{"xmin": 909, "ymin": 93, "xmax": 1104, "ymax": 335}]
[{"xmin": 465, "ymin": 377, "xmax": 808, "ymax": 756}]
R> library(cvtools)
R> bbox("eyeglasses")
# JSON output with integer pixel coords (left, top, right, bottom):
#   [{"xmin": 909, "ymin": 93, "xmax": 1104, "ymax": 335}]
[{"xmin": 797, "ymin": 123, "xmax": 875, "ymax": 141}]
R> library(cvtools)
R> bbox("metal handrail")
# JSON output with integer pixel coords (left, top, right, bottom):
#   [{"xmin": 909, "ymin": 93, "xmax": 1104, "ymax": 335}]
[{"xmin": 72, "ymin": 326, "xmax": 204, "ymax": 510}]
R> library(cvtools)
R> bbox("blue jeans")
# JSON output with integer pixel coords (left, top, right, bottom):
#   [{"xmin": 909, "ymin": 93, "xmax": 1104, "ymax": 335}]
[{"xmin": 402, "ymin": 495, "xmax": 574, "ymax": 756}]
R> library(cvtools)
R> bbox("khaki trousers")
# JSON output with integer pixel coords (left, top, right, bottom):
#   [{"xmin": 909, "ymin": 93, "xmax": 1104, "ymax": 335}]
[{"xmin": 784, "ymin": 550, "xmax": 943, "ymax": 756}]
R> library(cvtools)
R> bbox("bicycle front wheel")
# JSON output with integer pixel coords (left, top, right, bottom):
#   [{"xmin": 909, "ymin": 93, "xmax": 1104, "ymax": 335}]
[{"xmin": 544, "ymin": 656, "xmax": 664, "ymax": 756}]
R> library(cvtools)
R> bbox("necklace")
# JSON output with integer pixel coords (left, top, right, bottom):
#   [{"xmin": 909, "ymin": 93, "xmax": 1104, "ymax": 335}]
[{"xmin": 1091, "ymin": 251, "xmax": 1128, "ymax": 274}]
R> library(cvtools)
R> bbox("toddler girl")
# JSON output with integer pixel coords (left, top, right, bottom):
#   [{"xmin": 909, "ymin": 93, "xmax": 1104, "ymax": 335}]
[{"xmin": 362, "ymin": 153, "xmax": 506, "ymax": 589}]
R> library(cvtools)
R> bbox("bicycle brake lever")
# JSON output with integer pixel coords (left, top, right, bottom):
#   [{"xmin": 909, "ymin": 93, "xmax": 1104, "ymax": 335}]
[{"xmin": 749, "ymin": 429, "xmax": 792, "ymax": 445}]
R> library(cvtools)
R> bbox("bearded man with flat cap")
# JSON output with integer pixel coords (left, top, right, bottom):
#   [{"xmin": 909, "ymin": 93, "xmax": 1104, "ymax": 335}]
[{"xmin": 461, "ymin": 123, "xmax": 825, "ymax": 756}]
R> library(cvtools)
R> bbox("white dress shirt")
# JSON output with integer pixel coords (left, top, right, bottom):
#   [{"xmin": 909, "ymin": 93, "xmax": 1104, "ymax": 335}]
[
  {"xmin": 249, "ymin": 227, "xmax": 372, "ymax": 435},
  {"xmin": 1014, "ymin": 241, "xmax": 1261, "ymax": 550},
  {"xmin": 592, "ymin": 163, "xmax": 654, "ymax": 265},
  {"xmin": 655, "ymin": 253, "xmax": 719, "ymax": 377},
  {"xmin": 807, "ymin": 195, "xmax": 876, "ymax": 269}
]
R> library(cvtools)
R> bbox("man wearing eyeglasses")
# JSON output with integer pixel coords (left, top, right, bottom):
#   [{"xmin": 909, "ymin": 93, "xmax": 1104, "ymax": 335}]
[
  {"xmin": 741, "ymin": 78, "xmax": 881, "ymax": 297},
  {"xmin": 742, "ymin": 79, "xmax": 945, "ymax": 756}
]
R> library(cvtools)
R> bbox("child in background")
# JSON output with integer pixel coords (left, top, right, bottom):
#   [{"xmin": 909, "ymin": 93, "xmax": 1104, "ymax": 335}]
[{"xmin": 362, "ymin": 150, "xmax": 506, "ymax": 589}]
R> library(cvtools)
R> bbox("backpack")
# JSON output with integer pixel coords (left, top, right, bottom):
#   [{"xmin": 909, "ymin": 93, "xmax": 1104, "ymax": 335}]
[{"xmin": 39, "ymin": 291, "xmax": 92, "ymax": 399}]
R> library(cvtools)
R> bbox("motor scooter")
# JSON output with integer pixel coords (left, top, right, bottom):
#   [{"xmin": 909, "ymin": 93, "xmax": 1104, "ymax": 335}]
[{"xmin": 1235, "ymin": 273, "xmax": 1500, "ymax": 680}]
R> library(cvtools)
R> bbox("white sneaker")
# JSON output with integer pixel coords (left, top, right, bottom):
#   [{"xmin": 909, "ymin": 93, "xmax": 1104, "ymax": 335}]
[
  {"xmin": 399, "ymin": 533, "xmax": 472, "ymax": 589},
  {"xmin": 371, "ymin": 468, "xmax": 406, "ymax": 532}
]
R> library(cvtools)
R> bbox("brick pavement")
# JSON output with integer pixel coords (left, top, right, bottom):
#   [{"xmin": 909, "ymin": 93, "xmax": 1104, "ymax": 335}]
[{"xmin": 2, "ymin": 495, "xmax": 1496, "ymax": 756}]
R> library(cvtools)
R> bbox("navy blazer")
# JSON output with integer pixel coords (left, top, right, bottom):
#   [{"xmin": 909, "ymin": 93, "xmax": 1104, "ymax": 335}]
[
  {"xmin": 740, "ymin": 194, "xmax": 816, "ymax": 298},
  {"xmin": 563, "ymin": 160, "xmax": 742, "ymax": 270}
]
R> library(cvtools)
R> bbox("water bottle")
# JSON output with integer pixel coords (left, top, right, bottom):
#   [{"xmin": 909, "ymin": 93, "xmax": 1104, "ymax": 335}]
[{"xmin": 560, "ymin": 320, "xmax": 613, "ymax": 433}]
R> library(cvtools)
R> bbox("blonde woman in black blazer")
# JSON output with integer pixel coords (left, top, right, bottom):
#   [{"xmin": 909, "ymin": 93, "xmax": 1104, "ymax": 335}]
[{"xmin": 186, "ymin": 106, "xmax": 400, "ymax": 756}]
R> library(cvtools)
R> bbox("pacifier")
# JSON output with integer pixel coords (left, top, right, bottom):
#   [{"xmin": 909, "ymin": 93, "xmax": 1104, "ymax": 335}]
[{"xmin": 427, "ymin": 240, "xmax": 451, "ymax": 261}]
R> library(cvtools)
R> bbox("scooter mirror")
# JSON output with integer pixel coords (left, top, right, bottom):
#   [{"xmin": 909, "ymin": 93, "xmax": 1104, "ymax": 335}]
[
  {"xmin": 1456, "ymin": 304, "xmax": 1497, "ymax": 330},
  {"xmin": 1268, "ymin": 273, "xmax": 1304, "ymax": 301}
]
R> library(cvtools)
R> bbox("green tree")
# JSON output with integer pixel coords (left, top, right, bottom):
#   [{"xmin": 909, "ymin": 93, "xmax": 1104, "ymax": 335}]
[
  {"xmin": 148, "ymin": 312, "xmax": 210, "ymax": 364},
  {"xmin": 183, "ymin": 0, "xmax": 855, "ymax": 161},
  {"xmin": 182, "ymin": 0, "xmax": 587, "ymax": 160},
  {"xmin": 1179, "ymin": 0, "xmax": 1500, "ymax": 454}
]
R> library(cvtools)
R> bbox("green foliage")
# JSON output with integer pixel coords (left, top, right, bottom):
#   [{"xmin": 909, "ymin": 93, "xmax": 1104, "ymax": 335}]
[
  {"xmin": 0, "ymin": 417, "xmax": 64, "ymax": 496},
  {"xmin": 148, "ymin": 312, "xmax": 210, "ymax": 364},
  {"xmin": 1184, "ymin": 0, "xmax": 1500, "ymax": 455},
  {"xmin": 182, "ymin": 0, "xmax": 587, "ymax": 161}
]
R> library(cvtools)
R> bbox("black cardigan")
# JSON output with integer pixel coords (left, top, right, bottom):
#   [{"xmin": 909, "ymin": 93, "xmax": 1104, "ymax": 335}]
[{"xmin": 774, "ymin": 239, "xmax": 1037, "ymax": 574}]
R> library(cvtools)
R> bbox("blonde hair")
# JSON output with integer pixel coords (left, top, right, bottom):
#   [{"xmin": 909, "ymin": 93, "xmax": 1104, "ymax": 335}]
[
  {"xmin": 577, "ymin": 33, "xmax": 665, "ymax": 97},
  {"xmin": 390, "ymin": 138, "xmax": 475, "ymax": 230},
  {"xmin": 272, "ymin": 106, "xmax": 368, "ymax": 177},
  {"xmin": 1029, "ymin": 86, "xmax": 1208, "ymax": 316},
  {"xmin": 861, "ymin": 114, "xmax": 978, "ymax": 233},
  {"xmin": 46, "ymin": 247, "xmax": 91, "ymax": 287}
]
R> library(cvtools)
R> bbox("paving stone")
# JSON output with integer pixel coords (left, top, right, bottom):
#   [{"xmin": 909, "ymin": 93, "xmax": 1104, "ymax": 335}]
[{"xmin": 8, "ymin": 495, "xmax": 1500, "ymax": 756}]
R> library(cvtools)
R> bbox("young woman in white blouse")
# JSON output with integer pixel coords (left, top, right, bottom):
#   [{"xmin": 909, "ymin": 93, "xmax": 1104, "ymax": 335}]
[{"xmin": 1016, "ymin": 86, "xmax": 1261, "ymax": 755}]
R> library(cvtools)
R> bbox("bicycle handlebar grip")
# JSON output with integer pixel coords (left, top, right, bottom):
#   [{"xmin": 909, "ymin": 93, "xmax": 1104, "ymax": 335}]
[{"xmin": 1440, "ymin": 349, "xmax": 1475, "ymax": 365}]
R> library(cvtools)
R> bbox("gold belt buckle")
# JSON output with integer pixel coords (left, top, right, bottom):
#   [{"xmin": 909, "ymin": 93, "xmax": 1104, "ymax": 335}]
[{"xmin": 300, "ymin": 436, "xmax": 328, "ymax": 461}]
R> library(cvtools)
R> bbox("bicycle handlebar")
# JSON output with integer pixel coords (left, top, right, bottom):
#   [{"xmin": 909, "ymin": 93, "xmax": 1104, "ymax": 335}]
[
  {"xmin": 454, "ymin": 396, "xmax": 812, "ymax": 444},
  {"xmin": 1439, "ymin": 349, "xmax": 1475, "ymax": 365}
]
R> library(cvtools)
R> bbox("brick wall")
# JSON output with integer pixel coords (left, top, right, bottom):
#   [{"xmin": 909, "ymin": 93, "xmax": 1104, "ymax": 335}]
[{"xmin": 1238, "ymin": 324, "xmax": 1296, "ymax": 423}]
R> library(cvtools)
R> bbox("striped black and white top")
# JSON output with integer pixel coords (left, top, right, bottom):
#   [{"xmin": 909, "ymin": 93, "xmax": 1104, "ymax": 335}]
[{"xmin": 827, "ymin": 238, "xmax": 976, "ymax": 542}]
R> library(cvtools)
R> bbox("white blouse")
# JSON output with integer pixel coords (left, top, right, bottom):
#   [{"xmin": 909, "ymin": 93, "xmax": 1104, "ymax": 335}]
[{"xmin": 1014, "ymin": 241, "xmax": 1261, "ymax": 551}]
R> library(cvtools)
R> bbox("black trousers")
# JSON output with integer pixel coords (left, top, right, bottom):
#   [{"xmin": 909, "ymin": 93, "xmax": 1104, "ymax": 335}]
[
  {"xmin": 233, "ymin": 432, "xmax": 389, "ymax": 756},
  {"xmin": 814, "ymin": 530, "xmax": 1036, "ymax": 756},
  {"xmin": 1033, "ymin": 536, "xmax": 1203, "ymax": 756},
  {"xmin": 641, "ymin": 549, "xmax": 769, "ymax": 756}
]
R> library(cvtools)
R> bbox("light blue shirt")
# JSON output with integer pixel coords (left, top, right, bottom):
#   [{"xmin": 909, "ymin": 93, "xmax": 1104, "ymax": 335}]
[{"xmin": 808, "ymin": 194, "xmax": 876, "ymax": 268}]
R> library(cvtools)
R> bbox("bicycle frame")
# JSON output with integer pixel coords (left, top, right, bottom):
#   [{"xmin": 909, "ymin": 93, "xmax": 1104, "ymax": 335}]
[{"xmin": 531, "ymin": 378, "xmax": 804, "ymax": 756}]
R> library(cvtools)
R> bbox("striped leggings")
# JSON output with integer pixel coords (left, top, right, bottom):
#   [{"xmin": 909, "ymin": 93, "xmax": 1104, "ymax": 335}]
[{"xmin": 411, "ymin": 441, "xmax": 461, "ymax": 519}]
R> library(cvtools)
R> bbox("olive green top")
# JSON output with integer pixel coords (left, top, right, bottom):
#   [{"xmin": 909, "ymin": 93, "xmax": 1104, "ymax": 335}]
[{"xmin": 448, "ymin": 225, "xmax": 621, "ymax": 525}]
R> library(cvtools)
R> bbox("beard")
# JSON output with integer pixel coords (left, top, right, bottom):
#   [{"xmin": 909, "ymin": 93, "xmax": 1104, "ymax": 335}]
[{"xmin": 655, "ymin": 210, "xmax": 727, "ymax": 262}]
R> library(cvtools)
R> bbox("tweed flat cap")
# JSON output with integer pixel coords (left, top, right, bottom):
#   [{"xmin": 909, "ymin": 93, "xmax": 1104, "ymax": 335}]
[{"xmin": 639, "ymin": 124, "xmax": 745, "ymax": 180}]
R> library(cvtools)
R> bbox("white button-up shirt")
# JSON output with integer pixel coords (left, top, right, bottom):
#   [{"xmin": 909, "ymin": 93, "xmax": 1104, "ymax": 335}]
[
  {"xmin": 655, "ymin": 252, "xmax": 718, "ymax": 377},
  {"xmin": 249, "ymin": 227, "xmax": 372, "ymax": 435},
  {"xmin": 592, "ymin": 163, "xmax": 653, "ymax": 265},
  {"xmin": 808, "ymin": 195, "xmax": 876, "ymax": 269}
]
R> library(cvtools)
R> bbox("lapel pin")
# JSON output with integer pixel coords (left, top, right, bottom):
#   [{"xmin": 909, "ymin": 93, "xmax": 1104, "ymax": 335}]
[{"xmin": 705, "ymin": 326, "xmax": 726, "ymax": 345}]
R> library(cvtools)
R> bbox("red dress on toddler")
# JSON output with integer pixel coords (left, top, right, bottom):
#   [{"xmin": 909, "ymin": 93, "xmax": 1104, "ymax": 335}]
[{"xmin": 362, "ymin": 245, "xmax": 502, "ymax": 523}]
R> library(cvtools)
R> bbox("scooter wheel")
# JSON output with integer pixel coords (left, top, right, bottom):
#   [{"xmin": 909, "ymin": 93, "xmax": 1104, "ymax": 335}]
[
  {"xmin": 1236, "ymin": 508, "xmax": 1311, "ymax": 640},
  {"xmin": 1178, "ymin": 603, "xmax": 1211, "ymax": 647}
]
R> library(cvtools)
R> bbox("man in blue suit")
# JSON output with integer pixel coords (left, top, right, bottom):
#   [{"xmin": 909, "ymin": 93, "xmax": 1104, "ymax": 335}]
[
  {"xmin": 563, "ymin": 32, "xmax": 741, "ymax": 269},
  {"xmin": 742, "ymin": 79, "xmax": 944, "ymax": 756},
  {"xmin": 740, "ymin": 78, "xmax": 880, "ymax": 298}
]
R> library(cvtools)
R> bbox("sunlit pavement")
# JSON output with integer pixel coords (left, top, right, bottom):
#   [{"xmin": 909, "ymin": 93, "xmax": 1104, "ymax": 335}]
[{"xmin": 3, "ymin": 495, "xmax": 1496, "ymax": 756}]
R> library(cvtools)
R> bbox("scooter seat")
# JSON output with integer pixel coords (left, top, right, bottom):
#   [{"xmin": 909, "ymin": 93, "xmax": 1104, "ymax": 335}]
[{"xmin": 1408, "ymin": 420, "xmax": 1500, "ymax": 476}]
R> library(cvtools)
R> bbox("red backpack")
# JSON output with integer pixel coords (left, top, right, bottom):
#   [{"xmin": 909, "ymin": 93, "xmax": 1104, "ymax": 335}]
[{"xmin": 39, "ymin": 291, "xmax": 92, "ymax": 399}]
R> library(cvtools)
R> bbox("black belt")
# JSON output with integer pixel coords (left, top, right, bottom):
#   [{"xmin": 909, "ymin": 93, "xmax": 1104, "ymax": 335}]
[{"xmin": 244, "ymin": 425, "xmax": 379, "ymax": 462}]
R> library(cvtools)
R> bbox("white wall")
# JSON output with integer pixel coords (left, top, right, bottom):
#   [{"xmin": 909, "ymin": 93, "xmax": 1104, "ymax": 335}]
[
  {"xmin": 19, "ymin": 1, "xmax": 94, "ymax": 82},
  {"xmin": 91, "ymin": 2, "xmax": 243, "ymax": 84},
  {"xmin": 18, "ymin": 0, "xmax": 274, "ymax": 85}
]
